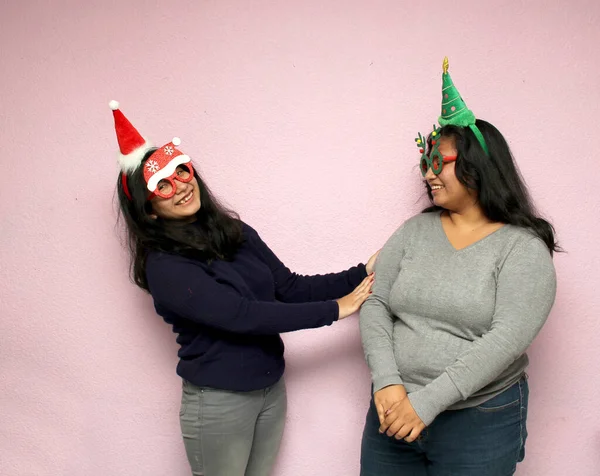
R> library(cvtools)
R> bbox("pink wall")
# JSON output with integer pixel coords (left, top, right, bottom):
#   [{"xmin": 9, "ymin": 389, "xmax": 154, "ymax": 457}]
[{"xmin": 1, "ymin": 0, "xmax": 598, "ymax": 474}]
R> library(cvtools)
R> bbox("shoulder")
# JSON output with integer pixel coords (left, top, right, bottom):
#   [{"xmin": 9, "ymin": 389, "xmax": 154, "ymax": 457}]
[
  {"xmin": 147, "ymin": 250, "xmax": 189, "ymax": 266},
  {"xmin": 146, "ymin": 250, "xmax": 207, "ymax": 278},
  {"xmin": 387, "ymin": 212, "xmax": 439, "ymax": 241},
  {"xmin": 406, "ymin": 211, "xmax": 440, "ymax": 231},
  {"xmin": 499, "ymin": 226, "xmax": 555, "ymax": 274},
  {"xmin": 378, "ymin": 212, "xmax": 439, "ymax": 258},
  {"xmin": 240, "ymin": 222, "xmax": 275, "ymax": 253},
  {"xmin": 502, "ymin": 226, "xmax": 552, "ymax": 258},
  {"xmin": 239, "ymin": 221, "xmax": 259, "ymax": 240}
]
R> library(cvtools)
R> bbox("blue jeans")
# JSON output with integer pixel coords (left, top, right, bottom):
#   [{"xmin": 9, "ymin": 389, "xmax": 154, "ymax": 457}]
[{"xmin": 360, "ymin": 377, "xmax": 529, "ymax": 476}]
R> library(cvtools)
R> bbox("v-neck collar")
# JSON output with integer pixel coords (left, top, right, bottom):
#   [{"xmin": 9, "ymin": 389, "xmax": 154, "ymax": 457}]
[{"xmin": 435, "ymin": 211, "xmax": 508, "ymax": 252}]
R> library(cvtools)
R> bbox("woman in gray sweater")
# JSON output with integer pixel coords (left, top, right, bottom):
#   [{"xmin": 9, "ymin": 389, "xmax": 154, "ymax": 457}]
[{"xmin": 359, "ymin": 60, "xmax": 558, "ymax": 475}]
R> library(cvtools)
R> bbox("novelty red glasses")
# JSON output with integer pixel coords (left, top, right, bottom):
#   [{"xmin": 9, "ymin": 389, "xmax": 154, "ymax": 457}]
[{"xmin": 148, "ymin": 163, "xmax": 195, "ymax": 200}]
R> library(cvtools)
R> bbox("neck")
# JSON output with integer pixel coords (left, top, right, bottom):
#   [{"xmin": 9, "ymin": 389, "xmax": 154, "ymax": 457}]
[
  {"xmin": 445, "ymin": 203, "xmax": 490, "ymax": 228},
  {"xmin": 160, "ymin": 214, "xmax": 198, "ymax": 225}
]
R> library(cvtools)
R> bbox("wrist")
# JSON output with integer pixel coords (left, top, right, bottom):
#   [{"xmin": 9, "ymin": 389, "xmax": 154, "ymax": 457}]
[
  {"xmin": 373, "ymin": 376, "xmax": 404, "ymax": 393},
  {"xmin": 407, "ymin": 374, "xmax": 462, "ymax": 426},
  {"xmin": 358, "ymin": 262, "xmax": 369, "ymax": 277},
  {"xmin": 334, "ymin": 300, "xmax": 344, "ymax": 320}
]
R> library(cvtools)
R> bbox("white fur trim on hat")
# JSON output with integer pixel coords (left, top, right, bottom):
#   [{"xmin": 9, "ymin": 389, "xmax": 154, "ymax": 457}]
[{"xmin": 118, "ymin": 138, "xmax": 153, "ymax": 173}]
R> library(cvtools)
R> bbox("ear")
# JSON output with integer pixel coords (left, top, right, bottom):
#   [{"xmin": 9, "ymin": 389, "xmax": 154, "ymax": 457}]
[{"xmin": 149, "ymin": 213, "xmax": 158, "ymax": 220}]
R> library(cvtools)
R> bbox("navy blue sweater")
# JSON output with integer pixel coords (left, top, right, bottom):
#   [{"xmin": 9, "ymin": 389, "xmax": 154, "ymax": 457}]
[{"xmin": 146, "ymin": 223, "xmax": 367, "ymax": 391}]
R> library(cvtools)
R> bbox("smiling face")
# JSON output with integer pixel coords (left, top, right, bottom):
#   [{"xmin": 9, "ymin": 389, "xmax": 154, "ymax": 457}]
[
  {"xmin": 424, "ymin": 136, "xmax": 475, "ymax": 212},
  {"xmin": 149, "ymin": 165, "xmax": 202, "ymax": 221}
]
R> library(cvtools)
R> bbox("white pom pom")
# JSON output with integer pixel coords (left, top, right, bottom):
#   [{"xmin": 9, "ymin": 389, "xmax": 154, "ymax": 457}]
[
  {"xmin": 109, "ymin": 100, "xmax": 120, "ymax": 110},
  {"xmin": 172, "ymin": 137, "xmax": 181, "ymax": 146}
]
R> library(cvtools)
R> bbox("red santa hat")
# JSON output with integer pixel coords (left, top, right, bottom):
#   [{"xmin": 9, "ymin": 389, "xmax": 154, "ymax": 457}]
[{"xmin": 109, "ymin": 100, "xmax": 153, "ymax": 173}]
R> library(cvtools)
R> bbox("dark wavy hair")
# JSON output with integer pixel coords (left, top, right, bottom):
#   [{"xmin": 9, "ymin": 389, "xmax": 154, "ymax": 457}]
[
  {"xmin": 423, "ymin": 119, "xmax": 560, "ymax": 254},
  {"xmin": 116, "ymin": 149, "xmax": 244, "ymax": 291}
]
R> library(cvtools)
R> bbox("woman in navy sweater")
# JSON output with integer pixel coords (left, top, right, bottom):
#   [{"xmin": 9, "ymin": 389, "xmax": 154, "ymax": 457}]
[{"xmin": 110, "ymin": 101, "xmax": 376, "ymax": 476}]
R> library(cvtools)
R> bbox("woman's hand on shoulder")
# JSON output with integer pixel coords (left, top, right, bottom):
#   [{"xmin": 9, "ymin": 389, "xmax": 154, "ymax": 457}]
[
  {"xmin": 366, "ymin": 249, "xmax": 381, "ymax": 275},
  {"xmin": 336, "ymin": 274, "xmax": 374, "ymax": 319}
]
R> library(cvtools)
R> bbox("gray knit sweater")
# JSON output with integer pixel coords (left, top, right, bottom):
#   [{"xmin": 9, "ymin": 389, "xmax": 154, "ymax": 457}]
[{"xmin": 360, "ymin": 211, "xmax": 556, "ymax": 426}]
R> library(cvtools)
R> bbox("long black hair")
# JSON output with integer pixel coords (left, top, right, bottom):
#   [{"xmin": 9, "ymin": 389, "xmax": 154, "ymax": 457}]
[
  {"xmin": 116, "ymin": 149, "xmax": 244, "ymax": 291},
  {"xmin": 423, "ymin": 119, "xmax": 560, "ymax": 254}
]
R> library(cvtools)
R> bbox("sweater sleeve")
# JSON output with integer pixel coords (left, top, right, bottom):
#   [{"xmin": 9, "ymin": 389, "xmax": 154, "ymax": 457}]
[
  {"xmin": 360, "ymin": 225, "xmax": 406, "ymax": 393},
  {"xmin": 407, "ymin": 237, "xmax": 557, "ymax": 426},
  {"xmin": 146, "ymin": 253, "xmax": 339, "ymax": 335},
  {"xmin": 246, "ymin": 224, "xmax": 368, "ymax": 303}
]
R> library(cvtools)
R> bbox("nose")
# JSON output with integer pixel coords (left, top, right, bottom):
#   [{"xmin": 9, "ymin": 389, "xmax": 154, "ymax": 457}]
[
  {"xmin": 424, "ymin": 166, "xmax": 436, "ymax": 180},
  {"xmin": 175, "ymin": 179, "xmax": 188, "ymax": 195}
]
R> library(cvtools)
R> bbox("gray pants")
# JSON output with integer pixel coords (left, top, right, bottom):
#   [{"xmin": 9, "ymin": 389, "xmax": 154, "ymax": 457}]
[{"xmin": 179, "ymin": 377, "xmax": 287, "ymax": 476}]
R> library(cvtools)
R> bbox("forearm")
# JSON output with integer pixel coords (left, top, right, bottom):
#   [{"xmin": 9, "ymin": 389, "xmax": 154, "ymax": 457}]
[
  {"xmin": 275, "ymin": 263, "xmax": 368, "ymax": 303},
  {"xmin": 360, "ymin": 297, "xmax": 403, "ymax": 392}
]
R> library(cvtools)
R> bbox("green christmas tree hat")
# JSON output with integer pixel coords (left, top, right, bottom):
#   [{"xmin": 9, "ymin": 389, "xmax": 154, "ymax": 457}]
[{"xmin": 437, "ymin": 57, "xmax": 489, "ymax": 155}]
